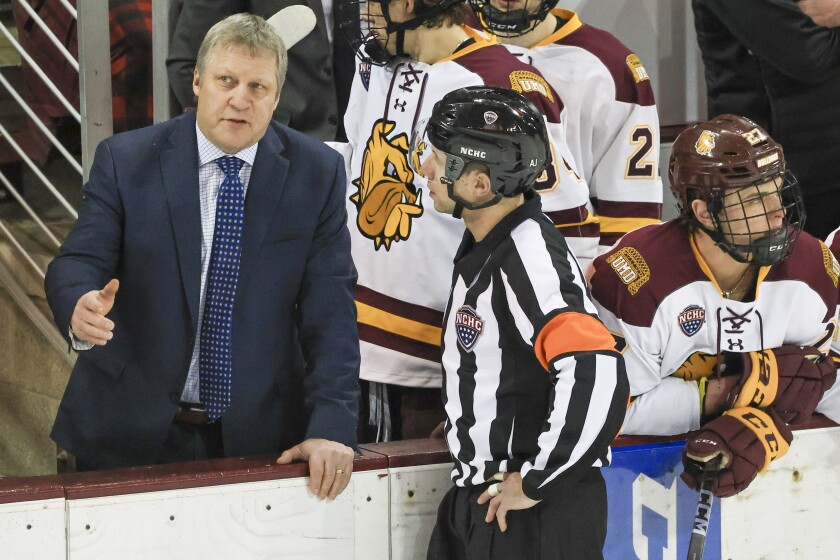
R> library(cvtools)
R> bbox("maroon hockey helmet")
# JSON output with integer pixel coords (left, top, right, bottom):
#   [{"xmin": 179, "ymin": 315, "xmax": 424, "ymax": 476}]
[{"xmin": 668, "ymin": 114, "xmax": 805, "ymax": 265}]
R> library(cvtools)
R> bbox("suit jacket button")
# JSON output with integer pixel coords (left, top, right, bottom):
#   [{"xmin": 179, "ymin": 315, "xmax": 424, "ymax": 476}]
[
  {"xmin": 170, "ymin": 393, "xmax": 180, "ymax": 404},
  {"xmin": 328, "ymin": 114, "xmax": 338, "ymax": 125},
  {"xmin": 187, "ymin": 335, "xmax": 194, "ymax": 347},
  {"xmin": 323, "ymin": 66, "xmax": 333, "ymax": 77}
]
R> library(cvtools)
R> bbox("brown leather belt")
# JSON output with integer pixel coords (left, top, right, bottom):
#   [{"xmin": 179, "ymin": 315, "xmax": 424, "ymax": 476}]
[{"xmin": 174, "ymin": 403, "xmax": 211, "ymax": 425}]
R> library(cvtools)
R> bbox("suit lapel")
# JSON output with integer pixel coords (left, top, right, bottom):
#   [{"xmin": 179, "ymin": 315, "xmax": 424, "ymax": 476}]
[
  {"xmin": 161, "ymin": 114, "xmax": 202, "ymax": 329},
  {"xmin": 239, "ymin": 126, "xmax": 290, "ymax": 288}
]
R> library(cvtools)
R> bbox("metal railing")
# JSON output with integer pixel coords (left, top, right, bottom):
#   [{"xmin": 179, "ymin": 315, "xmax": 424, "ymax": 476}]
[{"xmin": 0, "ymin": 1, "xmax": 170, "ymax": 365}]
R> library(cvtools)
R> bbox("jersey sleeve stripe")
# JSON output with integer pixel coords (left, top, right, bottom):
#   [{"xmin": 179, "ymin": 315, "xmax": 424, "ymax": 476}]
[
  {"xmin": 598, "ymin": 215, "xmax": 661, "ymax": 234},
  {"xmin": 356, "ymin": 301, "xmax": 442, "ymax": 345},
  {"xmin": 543, "ymin": 203, "xmax": 596, "ymax": 227},
  {"xmin": 534, "ymin": 311, "xmax": 618, "ymax": 370},
  {"xmin": 358, "ymin": 323, "xmax": 442, "ymax": 364},
  {"xmin": 355, "ymin": 284, "xmax": 444, "ymax": 326},
  {"xmin": 594, "ymin": 199, "xmax": 663, "ymax": 220}
]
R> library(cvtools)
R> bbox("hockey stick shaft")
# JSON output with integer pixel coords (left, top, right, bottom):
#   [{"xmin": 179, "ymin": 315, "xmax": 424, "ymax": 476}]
[{"xmin": 686, "ymin": 456, "xmax": 722, "ymax": 560}]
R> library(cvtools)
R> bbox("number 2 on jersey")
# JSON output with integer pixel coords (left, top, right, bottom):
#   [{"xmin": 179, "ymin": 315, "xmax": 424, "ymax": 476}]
[{"xmin": 625, "ymin": 125, "xmax": 656, "ymax": 179}]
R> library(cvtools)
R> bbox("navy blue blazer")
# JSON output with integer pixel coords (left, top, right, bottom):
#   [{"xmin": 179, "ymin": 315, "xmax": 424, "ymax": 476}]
[{"xmin": 45, "ymin": 112, "xmax": 360, "ymax": 469}]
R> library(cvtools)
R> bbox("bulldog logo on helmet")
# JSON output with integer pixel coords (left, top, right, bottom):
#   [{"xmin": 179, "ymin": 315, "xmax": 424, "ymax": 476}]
[
  {"xmin": 351, "ymin": 119, "xmax": 424, "ymax": 250},
  {"xmin": 694, "ymin": 130, "xmax": 716, "ymax": 156}
]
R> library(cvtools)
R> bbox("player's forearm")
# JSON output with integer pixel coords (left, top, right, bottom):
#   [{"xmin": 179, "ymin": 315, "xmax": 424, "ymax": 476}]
[
  {"xmin": 622, "ymin": 375, "xmax": 702, "ymax": 435},
  {"xmin": 520, "ymin": 350, "xmax": 628, "ymax": 500}
]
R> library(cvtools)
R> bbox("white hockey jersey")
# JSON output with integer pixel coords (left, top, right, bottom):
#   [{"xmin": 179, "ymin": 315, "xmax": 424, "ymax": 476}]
[
  {"xmin": 817, "ymin": 226, "xmax": 840, "ymax": 422},
  {"xmin": 504, "ymin": 9, "xmax": 663, "ymax": 253},
  {"xmin": 589, "ymin": 221, "xmax": 840, "ymax": 435},
  {"xmin": 337, "ymin": 30, "xmax": 590, "ymax": 387}
]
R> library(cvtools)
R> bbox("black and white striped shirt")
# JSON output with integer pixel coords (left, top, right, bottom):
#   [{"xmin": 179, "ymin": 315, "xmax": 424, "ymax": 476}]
[{"xmin": 442, "ymin": 192, "xmax": 629, "ymax": 501}]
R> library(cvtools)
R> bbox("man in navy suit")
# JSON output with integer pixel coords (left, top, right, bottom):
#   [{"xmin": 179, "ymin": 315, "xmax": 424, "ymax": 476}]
[{"xmin": 45, "ymin": 14, "xmax": 359, "ymax": 500}]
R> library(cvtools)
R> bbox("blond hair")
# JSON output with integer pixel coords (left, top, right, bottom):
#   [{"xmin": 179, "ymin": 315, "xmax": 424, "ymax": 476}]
[{"xmin": 196, "ymin": 13, "xmax": 288, "ymax": 97}]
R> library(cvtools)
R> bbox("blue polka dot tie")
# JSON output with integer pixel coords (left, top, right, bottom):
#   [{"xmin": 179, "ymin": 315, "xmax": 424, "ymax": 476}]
[{"xmin": 199, "ymin": 156, "xmax": 245, "ymax": 421}]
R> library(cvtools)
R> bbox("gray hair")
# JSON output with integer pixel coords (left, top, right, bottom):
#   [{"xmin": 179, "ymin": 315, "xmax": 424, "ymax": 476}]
[{"xmin": 196, "ymin": 13, "xmax": 288, "ymax": 98}]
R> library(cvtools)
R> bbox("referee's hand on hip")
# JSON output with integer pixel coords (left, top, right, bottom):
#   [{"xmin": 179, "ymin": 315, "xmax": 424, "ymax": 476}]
[{"xmin": 477, "ymin": 472, "xmax": 541, "ymax": 532}]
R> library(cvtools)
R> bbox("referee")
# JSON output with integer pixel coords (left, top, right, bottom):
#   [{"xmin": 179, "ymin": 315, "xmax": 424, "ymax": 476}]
[{"xmin": 411, "ymin": 86, "xmax": 630, "ymax": 560}]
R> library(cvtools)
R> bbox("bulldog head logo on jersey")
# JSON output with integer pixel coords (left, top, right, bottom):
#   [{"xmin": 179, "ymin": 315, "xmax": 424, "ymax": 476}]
[
  {"xmin": 351, "ymin": 119, "xmax": 424, "ymax": 250},
  {"xmin": 455, "ymin": 305, "xmax": 484, "ymax": 352},
  {"xmin": 678, "ymin": 305, "xmax": 706, "ymax": 337}
]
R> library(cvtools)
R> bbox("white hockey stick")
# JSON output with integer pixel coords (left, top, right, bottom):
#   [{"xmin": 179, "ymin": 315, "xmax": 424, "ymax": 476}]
[{"xmin": 267, "ymin": 5, "xmax": 317, "ymax": 50}]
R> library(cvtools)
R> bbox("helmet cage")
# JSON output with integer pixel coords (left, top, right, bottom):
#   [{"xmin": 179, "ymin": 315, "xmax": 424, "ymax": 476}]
[
  {"xmin": 339, "ymin": 0, "xmax": 464, "ymax": 65},
  {"xmin": 468, "ymin": 0, "xmax": 554, "ymax": 37},
  {"xmin": 686, "ymin": 170, "xmax": 805, "ymax": 266}
]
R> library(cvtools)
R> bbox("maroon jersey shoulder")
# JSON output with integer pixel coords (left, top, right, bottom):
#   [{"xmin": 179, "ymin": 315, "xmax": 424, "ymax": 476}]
[
  {"xmin": 555, "ymin": 23, "xmax": 655, "ymax": 107},
  {"xmin": 455, "ymin": 43, "xmax": 564, "ymax": 123},
  {"xmin": 765, "ymin": 232, "xmax": 840, "ymax": 320},
  {"xmin": 590, "ymin": 221, "xmax": 704, "ymax": 327}
]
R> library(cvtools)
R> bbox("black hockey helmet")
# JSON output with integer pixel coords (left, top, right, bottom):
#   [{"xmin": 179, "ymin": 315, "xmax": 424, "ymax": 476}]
[
  {"xmin": 410, "ymin": 86, "xmax": 549, "ymax": 212},
  {"xmin": 669, "ymin": 114, "xmax": 805, "ymax": 266},
  {"xmin": 468, "ymin": 0, "xmax": 555, "ymax": 37}
]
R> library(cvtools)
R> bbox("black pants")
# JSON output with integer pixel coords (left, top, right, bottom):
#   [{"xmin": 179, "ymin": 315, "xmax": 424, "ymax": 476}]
[
  {"xmin": 427, "ymin": 468, "xmax": 608, "ymax": 560},
  {"xmin": 75, "ymin": 419, "xmax": 224, "ymax": 472}
]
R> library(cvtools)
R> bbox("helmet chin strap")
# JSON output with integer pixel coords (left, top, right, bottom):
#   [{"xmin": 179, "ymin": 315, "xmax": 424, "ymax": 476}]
[
  {"xmin": 702, "ymin": 224, "xmax": 752, "ymax": 264},
  {"xmin": 477, "ymin": 4, "xmax": 537, "ymax": 36},
  {"xmin": 395, "ymin": 28, "xmax": 409, "ymax": 58},
  {"xmin": 362, "ymin": 35, "xmax": 393, "ymax": 65},
  {"xmin": 446, "ymin": 180, "xmax": 503, "ymax": 218},
  {"xmin": 701, "ymin": 222, "xmax": 791, "ymax": 266},
  {"xmin": 737, "ymin": 227, "xmax": 791, "ymax": 266},
  {"xmin": 362, "ymin": 24, "xmax": 418, "ymax": 65},
  {"xmin": 452, "ymin": 202, "xmax": 464, "ymax": 219}
]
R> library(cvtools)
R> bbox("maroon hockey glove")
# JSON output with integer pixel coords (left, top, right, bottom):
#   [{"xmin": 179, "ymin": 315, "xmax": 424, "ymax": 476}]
[
  {"xmin": 723, "ymin": 345, "xmax": 836, "ymax": 424},
  {"xmin": 681, "ymin": 407, "xmax": 792, "ymax": 498}
]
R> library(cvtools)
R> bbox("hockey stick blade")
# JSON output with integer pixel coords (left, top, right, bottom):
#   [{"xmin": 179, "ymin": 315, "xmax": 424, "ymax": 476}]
[
  {"xmin": 267, "ymin": 6, "xmax": 317, "ymax": 50},
  {"xmin": 686, "ymin": 456, "xmax": 722, "ymax": 560}
]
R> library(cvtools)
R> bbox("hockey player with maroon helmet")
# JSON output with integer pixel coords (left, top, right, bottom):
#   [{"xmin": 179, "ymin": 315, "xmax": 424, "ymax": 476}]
[{"xmin": 589, "ymin": 114, "xmax": 840, "ymax": 498}]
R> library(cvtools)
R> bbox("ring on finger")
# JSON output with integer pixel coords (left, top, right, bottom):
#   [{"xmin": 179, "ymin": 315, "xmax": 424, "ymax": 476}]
[
  {"xmin": 488, "ymin": 483, "xmax": 501, "ymax": 497},
  {"xmin": 335, "ymin": 468, "xmax": 345, "ymax": 475}
]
